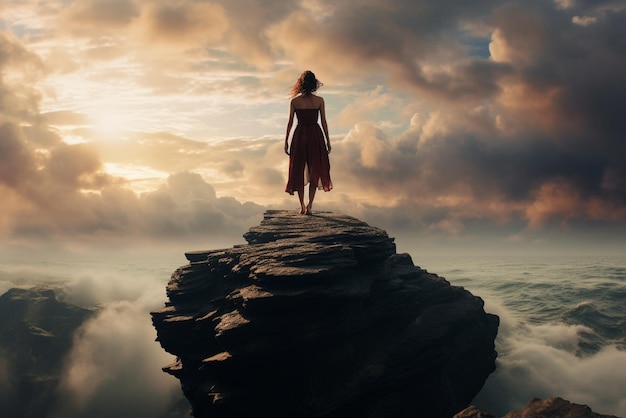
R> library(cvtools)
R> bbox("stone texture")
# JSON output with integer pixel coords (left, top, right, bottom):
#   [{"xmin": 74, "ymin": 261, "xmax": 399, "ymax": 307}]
[
  {"xmin": 502, "ymin": 397, "xmax": 620, "ymax": 418},
  {"xmin": 455, "ymin": 397, "xmax": 621, "ymax": 418},
  {"xmin": 454, "ymin": 405, "xmax": 496, "ymax": 418},
  {"xmin": 151, "ymin": 210, "xmax": 500, "ymax": 418}
]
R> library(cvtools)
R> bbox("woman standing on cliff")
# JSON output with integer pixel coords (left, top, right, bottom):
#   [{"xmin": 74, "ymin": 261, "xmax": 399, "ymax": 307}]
[{"xmin": 284, "ymin": 70, "xmax": 333, "ymax": 215}]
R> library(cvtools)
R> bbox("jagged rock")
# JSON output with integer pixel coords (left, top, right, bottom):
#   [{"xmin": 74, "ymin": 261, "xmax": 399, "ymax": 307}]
[
  {"xmin": 503, "ymin": 397, "xmax": 620, "ymax": 418},
  {"xmin": 454, "ymin": 405, "xmax": 496, "ymax": 418},
  {"xmin": 0, "ymin": 287, "xmax": 95, "ymax": 418},
  {"xmin": 151, "ymin": 210, "xmax": 499, "ymax": 418},
  {"xmin": 455, "ymin": 397, "xmax": 621, "ymax": 418}
]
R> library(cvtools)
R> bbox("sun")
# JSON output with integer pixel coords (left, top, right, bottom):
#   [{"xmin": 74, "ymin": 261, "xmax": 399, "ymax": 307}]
[{"xmin": 89, "ymin": 105, "xmax": 135, "ymax": 139}]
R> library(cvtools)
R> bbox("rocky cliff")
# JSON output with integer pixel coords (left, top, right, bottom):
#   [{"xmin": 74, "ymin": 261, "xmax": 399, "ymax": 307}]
[
  {"xmin": 0, "ymin": 287, "xmax": 95, "ymax": 417},
  {"xmin": 151, "ymin": 210, "xmax": 500, "ymax": 418},
  {"xmin": 455, "ymin": 397, "xmax": 621, "ymax": 418}
]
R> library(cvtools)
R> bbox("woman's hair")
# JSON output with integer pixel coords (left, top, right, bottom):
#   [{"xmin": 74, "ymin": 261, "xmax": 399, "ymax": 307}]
[{"xmin": 290, "ymin": 70, "xmax": 323, "ymax": 97}]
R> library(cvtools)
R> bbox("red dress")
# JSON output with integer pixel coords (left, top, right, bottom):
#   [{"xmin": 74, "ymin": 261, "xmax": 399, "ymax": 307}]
[{"xmin": 285, "ymin": 108, "xmax": 333, "ymax": 195}]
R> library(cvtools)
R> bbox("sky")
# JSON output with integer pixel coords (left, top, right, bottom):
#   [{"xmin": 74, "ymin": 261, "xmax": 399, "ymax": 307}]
[{"xmin": 1, "ymin": 0, "xmax": 626, "ymax": 255}]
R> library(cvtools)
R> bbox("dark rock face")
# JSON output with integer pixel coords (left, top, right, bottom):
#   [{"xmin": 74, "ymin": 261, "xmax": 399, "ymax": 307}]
[
  {"xmin": 0, "ymin": 287, "xmax": 95, "ymax": 418},
  {"xmin": 502, "ymin": 397, "xmax": 620, "ymax": 418},
  {"xmin": 455, "ymin": 397, "xmax": 621, "ymax": 418},
  {"xmin": 151, "ymin": 210, "xmax": 499, "ymax": 418}
]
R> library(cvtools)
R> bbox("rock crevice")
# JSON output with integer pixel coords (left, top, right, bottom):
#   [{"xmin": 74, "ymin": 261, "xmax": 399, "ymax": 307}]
[{"xmin": 151, "ymin": 210, "xmax": 499, "ymax": 418}]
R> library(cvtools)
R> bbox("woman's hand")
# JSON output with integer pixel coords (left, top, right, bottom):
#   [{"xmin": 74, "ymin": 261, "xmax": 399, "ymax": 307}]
[{"xmin": 327, "ymin": 141, "xmax": 332, "ymax": 154}]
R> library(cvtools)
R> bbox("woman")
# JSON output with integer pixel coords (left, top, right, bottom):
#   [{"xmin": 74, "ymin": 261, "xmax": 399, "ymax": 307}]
[{"xmin": 284, "ymin": 70, "xmax": 333, "ymax": 215}]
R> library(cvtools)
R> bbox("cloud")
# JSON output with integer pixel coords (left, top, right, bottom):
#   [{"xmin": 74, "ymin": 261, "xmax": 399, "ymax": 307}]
[
  {"xmin": 0, "ymin": 32, "xmax": 44, "ymax": 122},
  {"xmin": 266, "ymin": 0, "xmax": 509, "ymax": 98},
  {"xmin": 0, "ymin": 252, "xmax": 187, "ymax": 418},
  {"xmin": 0, "ymin": 117, "xmax": 262, "ymax": 245},
  {"xmin": 94, "ymin": 131, "xmax": 211, "ymax": 172},
  {"xmin": 0, "ymin": 246, "xmax": 192, "ymax": 418},
  {"xmin": 136, "ymin": 2, "xmax": 228, "ymax": 45},
  {"xmin": 333, "ymin": 86, "xmax": 411, "ymax": 130},
  {"xmin": 0, "ymin": 123, "xmax": 37, "ymax": 189},
  {"xmin": 321, "ymin": 97, "xmax": 625, "ymax": 242},
  {"xmin": 474, "ymin": 299, "xmax": 626, "ymax": 417},
  {"xmin": 217, "ymin": 0, "xmax": 300, "ymax": 68},
  {"xmin": 61, "ymin": 0, "xmax": 140, "ymax": 35},
  {"xmin": 52, "ymin": 300, "xmax": 182, "ymax": 418},
  {"xmin": 0, "ymin": 33, "xmax": 264, "ymax": 245},
  {"xmin": 2, "ymin": 0, "xmax": 626, "ymax": 250},
  {"xmin": 39, "ymin": 110, "xmax": 90, "ymax": 126}
]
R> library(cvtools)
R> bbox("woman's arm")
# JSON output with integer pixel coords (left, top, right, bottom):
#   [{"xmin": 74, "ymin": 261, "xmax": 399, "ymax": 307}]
[
  {"xmin": 319, "ymin": 97, "xmax": 331, "ymax": 153},
  {"xmin": 284, "ymin": 99, "xmax": 295, "ymax": 155}
]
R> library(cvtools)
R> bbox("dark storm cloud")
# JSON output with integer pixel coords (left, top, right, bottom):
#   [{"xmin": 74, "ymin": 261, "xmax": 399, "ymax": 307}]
[
  {"xmin": 325, "ymin": 0, "xmax": 498, "ymax": 49},
  {"xmin": 267, "ymin": 0, "xmax": 516, "ymax": 101},
  {"xmin": 311, "ymin": 0, "xmax": 626, "ymax": 231},
  {"xmin": 571, "ymin": 0, "xmax": 625, "ymax": 13},
  {"xmin": 488, "ymin": 2, "xmax": 626, "ymax": 200},
  {"xmin": 333, "ymin": 112, "xmax": 625, "ymax": 232}
]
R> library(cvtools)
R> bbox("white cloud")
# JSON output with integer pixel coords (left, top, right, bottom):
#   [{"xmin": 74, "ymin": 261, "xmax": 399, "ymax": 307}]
[{"xmin": 474, "ymin": 299, "xmax": 626, "ymax": 417}]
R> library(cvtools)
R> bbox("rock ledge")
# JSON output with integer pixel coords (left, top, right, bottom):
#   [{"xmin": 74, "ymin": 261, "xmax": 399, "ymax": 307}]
[{"xmin": 152, "ymin": 210, "xmax": 499, "ymax": 418}]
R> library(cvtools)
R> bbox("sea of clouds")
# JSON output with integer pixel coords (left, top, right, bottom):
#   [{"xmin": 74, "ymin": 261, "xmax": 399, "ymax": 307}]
[
  {"xmin": 2, "ymin": 251, "xmax": 625, "ymax": 418},
  {"xmin": 476, "ymin": 298, "xmax": 626, "ymax": 417}
]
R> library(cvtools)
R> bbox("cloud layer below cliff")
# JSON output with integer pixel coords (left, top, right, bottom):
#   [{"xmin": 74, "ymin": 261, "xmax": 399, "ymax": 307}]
[{"xmin": 2, "ymin": 249, "xmax": 625, "ymax": 418}]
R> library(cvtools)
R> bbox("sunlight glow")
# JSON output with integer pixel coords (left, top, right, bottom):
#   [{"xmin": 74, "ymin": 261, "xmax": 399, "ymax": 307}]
[
  {"xmin": 89, "ymin": 106, "xmax": 135, "ymax": 140},
  {"xmin": 103, "ymin": 163, "xmax": 169, "ymax": 193}
]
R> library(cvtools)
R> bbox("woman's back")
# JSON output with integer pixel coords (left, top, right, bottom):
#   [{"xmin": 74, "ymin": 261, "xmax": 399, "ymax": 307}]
[
  {"xmin": 295, "ymin": 108, "xmax": 319, "ymax": 124},
  {"xmin": 292, "ymin": 94, "xmax": 323, "ymax": 110}
]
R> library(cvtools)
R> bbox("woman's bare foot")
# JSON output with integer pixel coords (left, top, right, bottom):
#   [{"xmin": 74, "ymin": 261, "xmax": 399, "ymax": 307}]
[
  {"xmin": 299, "ymin": 206, "xmax": 307, "ymax": 214},
  {"xmin": 305, "ymin": 202, "xmax": 313, "ymax": 215}
]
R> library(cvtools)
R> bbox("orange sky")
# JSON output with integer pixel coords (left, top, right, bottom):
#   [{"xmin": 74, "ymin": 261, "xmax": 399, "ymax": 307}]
[{"xmin": 1, "ymin": 0, "xmax": 626, "ymax": 253}]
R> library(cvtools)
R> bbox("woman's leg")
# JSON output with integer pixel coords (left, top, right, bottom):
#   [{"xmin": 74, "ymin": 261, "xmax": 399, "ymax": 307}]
[
  {"xmin": 306, "ymin": 183, "xmax": 317, "ymax": 214},
  {"xmin": 297, "ymin": 189, "xmax": 306, "ymax": 214}
]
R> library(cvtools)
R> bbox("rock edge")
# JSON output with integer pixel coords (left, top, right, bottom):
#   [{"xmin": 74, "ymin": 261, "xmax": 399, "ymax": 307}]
[{"xmin": 151, "ymin": 210, "xmax": 500, "ymax": 418}]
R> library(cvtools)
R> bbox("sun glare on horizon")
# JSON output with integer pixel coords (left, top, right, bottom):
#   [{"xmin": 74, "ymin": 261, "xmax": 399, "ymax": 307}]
[{"xmin": 102, "ymin": 162, "xmax": 170, "ymax": 193}]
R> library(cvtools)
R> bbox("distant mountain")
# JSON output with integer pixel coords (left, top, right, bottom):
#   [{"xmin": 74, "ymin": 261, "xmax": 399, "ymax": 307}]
[{"xmin": 0, "ymin": 287, "xmax": 95, "ymax": 418}]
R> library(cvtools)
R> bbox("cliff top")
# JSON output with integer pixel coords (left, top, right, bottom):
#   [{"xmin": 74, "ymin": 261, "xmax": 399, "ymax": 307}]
[{"xmin": 152, "ymin": 210, "xmax": 499, "ymax": 418}]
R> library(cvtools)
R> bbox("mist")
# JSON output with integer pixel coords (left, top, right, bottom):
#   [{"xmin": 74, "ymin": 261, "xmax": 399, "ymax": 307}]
[
  {"xmin": 0, "ymin": 247, "xmax": 202, "ymax": 418},
  {"xmin": 475, "ymin": 298, "xmax": 626, "ymax": 417},
  {"xmin": 2, "ymin": 237, "xmax": 626, "ymax": 417}
]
